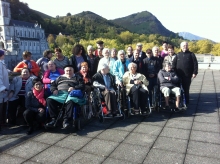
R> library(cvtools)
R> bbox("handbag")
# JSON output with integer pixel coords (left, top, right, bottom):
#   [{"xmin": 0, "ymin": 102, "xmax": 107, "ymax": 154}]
[{"xmin": 69, "ymin": 90, "xmax": 83, "ymax": 98}]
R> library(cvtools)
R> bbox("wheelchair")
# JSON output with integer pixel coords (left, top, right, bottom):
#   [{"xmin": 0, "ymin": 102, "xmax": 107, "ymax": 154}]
[
  {"xmin": 90, "ymin": 86, "xmax": 125, "ymax": 123},
  {"xmin": 126, "ymin": 90, "xmax": 152, "ymax": 117},
  {"xmin": 152, "ymin": 82, "xmax": 187, "ymax": 112}
]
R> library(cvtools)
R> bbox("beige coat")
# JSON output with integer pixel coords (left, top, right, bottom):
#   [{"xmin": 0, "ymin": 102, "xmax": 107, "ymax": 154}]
[{"xmin": 123, "ymin": 71, "xmax": 149, "ymax": 95}]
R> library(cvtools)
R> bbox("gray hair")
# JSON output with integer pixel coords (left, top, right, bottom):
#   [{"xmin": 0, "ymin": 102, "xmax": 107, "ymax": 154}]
[
  {"xmin": 117, "ymin": 50, "xmax": 125, "ymax": 59},
  {"xmin": 87, "ymin": 45, "xmax": 93, "ymax": 51},
  {"xmin": 180, "ymin": 41, "xmax": 188, "ymax": 48},
  {"xmin": 47, "ymin": 60, "xmax": 56, "ymax": 66},
  {"xmin": 102, "ymin": 48, "xmax": 110, "ymax": 56},
  {"xmin": 128, "ymin": 62, "xmax": 137, "ymax": 71},
  {"xmin": 100, "ymin": 63, "xmax": 109, "ymax": 70},
  {"xmin": 152, "ymin": 46, "xmax": 159, "ymax": 52}
]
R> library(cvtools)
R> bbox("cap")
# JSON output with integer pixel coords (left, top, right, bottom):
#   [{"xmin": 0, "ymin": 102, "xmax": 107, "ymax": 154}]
[
  {"xmin": 63, "ymin": 65, "xmax": 74, "ymax": 70},
  {"xmin": 136, "ymin": 43, "xmax": 142, "ymax": 46},
  {"xmin": 96, "ymin": 40, "xmax": 104, "ymax": 44},
  {"xmin": 0, "ymin": 50, "xmax": 5, "ymax": 57}
]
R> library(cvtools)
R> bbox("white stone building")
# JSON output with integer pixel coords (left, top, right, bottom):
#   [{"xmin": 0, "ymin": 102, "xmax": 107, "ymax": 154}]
[{"xmin": 0, "ymin": 0, "xmax": 48, "ymax": 56}]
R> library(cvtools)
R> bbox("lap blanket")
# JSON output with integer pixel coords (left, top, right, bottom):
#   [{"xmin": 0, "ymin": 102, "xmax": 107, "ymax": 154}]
[{"xmin": 48, "ymin": 90, "xmax": 86, "ymax": 106}]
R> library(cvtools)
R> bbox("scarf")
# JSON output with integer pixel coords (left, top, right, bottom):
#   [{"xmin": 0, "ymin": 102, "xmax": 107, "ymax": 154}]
[
  {"xmin": 80, "ymin": 70, "xmax": 89, "ymax": 84},
  {"xmin": 33, "ymin": 88, "xmax": 46, "ymax": 107},
  {"xmin": 23, "ymin": 60, "xmax": 32, "ymax": 69}
]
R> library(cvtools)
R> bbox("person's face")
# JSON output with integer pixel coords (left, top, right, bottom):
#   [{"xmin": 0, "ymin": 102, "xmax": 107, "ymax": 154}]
[
  {"xmin": 0, "ymin": 54, "xmax": 5, "ymax": 60},
  {"xmin": 87, "ymin": 49, "xmax": 93, "ymax": 55},
  {"xmin": 21, "ymin": 69, "xmax": 30, "ymax": 79},
  {"xmin": 168, "ymin": 48, "xmax": 174, "ymax": 56},
  {"xmin": 130, "ymin": 65, "xmax": 137, "ymax": 74},
  {"xmin": 97, "ymin": 44, "xmax": 103, "ymax": 50},
  {"xmin": 127, "ymin": 47, "xmax": 133, "ymax": 55},
  {"xmin": 48, "ymin": 62, "xmax": 56, "ymax": 71},
  {"xmin": 136, "ymin": 45, "xmax": 142, "ymax": 51},
  {"xmin": 133, "ymin": 51, "xmax": 139, "ymax": 59},
  {"xmin": 34, "ymin": 81, "xmax": 43, "ymax": 91},
  {"xmin": 103, "ymin": 50, "xmax": 109, "ymax": 58},
  {"xmin": 146, "ymin": 51, "xmax": 152, "ymax": 58},
  {"xmin": 119, "ymin": 53, "xmax": 125, "ymax": 60},
  {"xmin": 153, "ymin": 48, "xmax": 159, "ymax": 57},
  {"xmin": 81, "ymin": 65, "xmax": 88, "ymax": 72},
  {"xmin": 162, "ymin": 43, "xmax": 168, "ymax": 50},
  {"xmin": 26, "ymin": 55, "xmax": 31, "ymax": 60},
  {"xmin": 181, "ymin": 42, "xmax": 188, "ymax": 52},
  {"xmin": 55, "ymin": 51, "xmax": 62, "ymax": 58},
  {"xmin": 64, "ymin": 67, "xmax": 74, "ymax": 77},
  {"xmin": 47, "ymin": 53, "xmax": 53, "ymax": 59},
  {"xmin": 111, "ymin": 50, "xmax": 116, "ymax": 57},
  {"xmin": 165, "ymin": 64, "xmax": 171, "ymax": 72}
]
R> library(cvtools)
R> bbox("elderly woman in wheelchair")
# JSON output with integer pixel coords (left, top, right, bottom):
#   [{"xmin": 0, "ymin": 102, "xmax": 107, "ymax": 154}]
[
  {"xmin": 123, "ymin": 62, "xmax": 150, "ymax": 115},
  {"xmin": 92, "ymin": 63, "xmax": 120, "ymax": 118},
  {"xmin": 158, "ymin": 62, "xmax": 183, "ymax": 111}
]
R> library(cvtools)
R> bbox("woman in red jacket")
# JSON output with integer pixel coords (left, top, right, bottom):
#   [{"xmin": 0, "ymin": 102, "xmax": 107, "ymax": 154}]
[{"xmin": 13, "ymin": 51, "xmax": 40, "ymax": 76}]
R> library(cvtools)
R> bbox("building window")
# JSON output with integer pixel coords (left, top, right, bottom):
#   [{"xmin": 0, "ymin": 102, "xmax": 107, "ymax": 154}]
[
  {"xmin": 33, "ymin": 32, "xmax": 35, "ymax": 37},
  {"xmin": 21, "ymin": 42, "xmax": 22, "ymax": 46},
  {"xmin": 30, "ymin": 42, "xmax": 31, "ymax": 46},
  {"xmin": 25, "ymin": 31, "xmax": 26, "ymax": 37},
  {"xmin": 25, "ymin": 42, "xmax": 27, "ymax": 46},
  {"xmin": 34, "ymin": 42, "xmax": 35, "ymax": 46},
  {"xmin": 29, "ymin": 31, "xmax": 30, "ymax": 37}
]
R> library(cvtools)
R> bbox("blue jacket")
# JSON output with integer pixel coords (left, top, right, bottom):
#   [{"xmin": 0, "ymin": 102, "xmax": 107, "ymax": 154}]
[{"xmin": 113, "ymin": 59, "xmax": 130, "ymax": 83}]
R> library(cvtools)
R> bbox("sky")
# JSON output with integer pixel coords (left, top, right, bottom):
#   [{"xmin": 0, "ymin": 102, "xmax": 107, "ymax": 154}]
[{"xmin": 25, "ymin": 0, "xmax": 220, "ymax": 42}]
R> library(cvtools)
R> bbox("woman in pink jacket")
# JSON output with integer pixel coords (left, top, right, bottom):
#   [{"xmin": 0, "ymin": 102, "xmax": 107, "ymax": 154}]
[{"xmin": 43, "ymin": 61, "xmax": 64, "ymax": 95}]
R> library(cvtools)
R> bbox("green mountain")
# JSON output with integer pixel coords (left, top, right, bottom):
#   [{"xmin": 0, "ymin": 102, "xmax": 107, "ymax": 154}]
[{"xmin": 111, "ymin": 11, "xmax": 176, "ymax": 37}]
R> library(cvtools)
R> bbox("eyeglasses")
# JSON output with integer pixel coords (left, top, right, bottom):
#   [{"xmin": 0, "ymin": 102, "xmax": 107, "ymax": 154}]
[{"xmin": 35, "ymin": 83, "xmax": 42, "ymax": 86}]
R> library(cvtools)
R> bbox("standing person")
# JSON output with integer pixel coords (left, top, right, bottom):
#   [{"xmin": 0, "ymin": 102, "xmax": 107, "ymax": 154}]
[
  {"xmin": 36, "ymin": 49, "xmax": 53, "ymax": 74},
  {"xmin": 143, "ymin": 49, "xmax": 161, "ymax": 107},
  {"xmin": 110, "ymin": 48, "xmax": 118, "ymax": 60},
  {"xmin": 53, "ymin": 48, "xmax": 69, "ymax": 70},
  {"xmin": 152, "ymin": 46, "xmax": 163, "ymax": 69},
  {"xmin": 70, "ymin": 44, "xmax": 90, "ymax": 73},
  {"xmin": 14, "ymin": 51, "xmax": 40, "ymax": 76},
  {"xmin": 126, "ymin": 46, "xmax": 133, "ymax": 58},
  {"xmin": 160, "ymin": 41, "xmax": 169, "ymax": 58},
  {"xmin": 128, "ymin": 49, "xmax": 144, "ymax": 74},
  {"xmin": 94, "ymin": 40, "xmax": 104, "ymax": 56},
  {"xmin": 136, "ymin": 43, "xmax": 146, "ymax": 60},
  {"xmin": 172, "ymin": 41, "xmax": 198, "ymax": 105},
  {"xmin": 163, "ymin": 45, "xmax": 177, "ymax": 66},
  {"xmin": 0, "ymin": 50, "xmax": 9, "ymax": 130},
  {"xmin": 86, "ymin": 45, "xmax": 99, "ymax": 77}
]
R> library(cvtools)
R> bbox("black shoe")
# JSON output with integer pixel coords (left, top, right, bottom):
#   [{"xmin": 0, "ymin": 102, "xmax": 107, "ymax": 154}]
[
  {"xmin": 165, "ymin": 106, "xmax": 170, "ymax": 110},
  {"xmin": 45, "ymin": 118, "xmax": 56, "ymax": 128},
  {"xmin": 63, "ymin": 119, "xmax": 70, "ymax": 129},
  {"xmin": 141, "ymin": 110, "xmax": 147, "ymax": 115},
  {"xmin": 26, "ymin": 127, "xmax": 33, "ymax": 135},
  {"xmin": 106, "ymin": 113, "xmax": 113, "ymax": 117}
]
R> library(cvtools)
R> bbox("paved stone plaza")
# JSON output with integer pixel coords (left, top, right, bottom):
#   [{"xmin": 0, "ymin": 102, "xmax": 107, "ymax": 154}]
[{"xmin": 0, "ymin": 69, "xmax": 220, "ymax": 164}]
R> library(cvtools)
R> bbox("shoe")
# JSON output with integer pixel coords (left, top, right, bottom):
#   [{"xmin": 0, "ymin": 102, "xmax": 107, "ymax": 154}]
[
  {"xmin": 26, "ymin": 127, "xmax": 33, "ymax": 135},
  {"xmin": 63, "ymin": 119, "xmax": 70, "ymax": 129},
  {"xmin": 141, "ymin": 110, "xmax": 147, "ymax": 115},
  {"xmin": 106, "ymin": 113, "xmax": 113, "ymax": 117},
  {"xmin": 45, "ymin": 118, "xmax": 56, "ymax": 128}
]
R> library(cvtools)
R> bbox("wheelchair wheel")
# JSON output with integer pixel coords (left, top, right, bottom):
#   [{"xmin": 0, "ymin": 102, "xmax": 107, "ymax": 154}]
[
  {"xmin": 119, "ymin": 112, "xmax": 125, "ymax": 120},
  {"xmin": 98, "ymin": 114, "xmax": 104, "ymax": 123}
]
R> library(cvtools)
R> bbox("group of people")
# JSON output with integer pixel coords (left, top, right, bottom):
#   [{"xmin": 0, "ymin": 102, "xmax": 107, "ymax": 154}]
[{"xmin": 0, "ymin": 40, "xmax": 198, "ymax": 134}]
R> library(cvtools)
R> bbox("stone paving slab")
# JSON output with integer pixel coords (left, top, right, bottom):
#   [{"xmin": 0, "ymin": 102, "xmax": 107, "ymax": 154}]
[{"xmin": 0, "ymin": 69, "xmax": 220, "ymax": 164}]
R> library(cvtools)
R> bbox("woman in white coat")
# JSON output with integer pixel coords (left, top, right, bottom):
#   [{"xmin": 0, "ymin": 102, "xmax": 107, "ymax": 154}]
[{"xmin": 0, "ymin": 50, "xmax": 9, "ymax": 130}]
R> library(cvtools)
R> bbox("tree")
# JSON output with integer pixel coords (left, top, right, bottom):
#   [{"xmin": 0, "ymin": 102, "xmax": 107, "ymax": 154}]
[
  {"xmin": 211, "ymin": 43, "xmax": 220, "ymax": 56},
  {"xmin": 47, "ymin": 34, "xmax": 55, "ymax": 44},
  {"xmin": 66, "ymin": 13, "xmax": 71, "ymax": 16}
]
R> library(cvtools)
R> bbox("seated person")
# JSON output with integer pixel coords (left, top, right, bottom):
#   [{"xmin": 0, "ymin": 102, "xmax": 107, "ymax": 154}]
[
  {"xmin": 123, "ymin": 62, "xmax": 149, "ymax": 114},
  {"xmin": 76, "ymin": 62, "xmax": 93, "ymax": 111},
  {"xmin": 13, "ymin": 51, "xmax": 40, "ymax": 77},
  {"xmin": 158, "ymin": 62, "xmax": 181, "ymax": 110},
  {"xmin": 43, "ymin": 61, "xmax": 64, "ymax": 95},
  {"xmin": 45, "ymin": 65, "xmax": 85, "ymax": 129},
  {"xmin": 7, "ymin": 68, "xmax": 36, "ymax": 125},
  {"xmin": 23, "ymin": 78, "xmax": 48, "ymax": 135},
  {"xmin": 92, "ymin": 63, "xmax": 117, "ymax": 116}
]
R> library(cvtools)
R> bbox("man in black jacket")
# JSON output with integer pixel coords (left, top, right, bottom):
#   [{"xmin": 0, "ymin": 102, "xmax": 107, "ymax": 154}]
[
  {"xmin": 136, "ymin": 43, "xmax": 146, "ymax": 60},
  {"xmin": 172, "ymin": 41, "xmax": 198, "ymax": 105},
  {"xmin": 142, "ymin": 49, "xmax": 161, "ymax": 106},
  {"xmin": 92, "ymin": 63, "xmax": 117, "ymax": 116},
  {"xmin": 128, "ymin": 49, "xmax": 144, "ymax": 74}
]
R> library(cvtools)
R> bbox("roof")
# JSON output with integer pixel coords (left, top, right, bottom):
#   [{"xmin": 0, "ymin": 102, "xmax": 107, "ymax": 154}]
[{"xmin": 9, "ymin": 19, "xmax": 37, "ymax": 28}]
